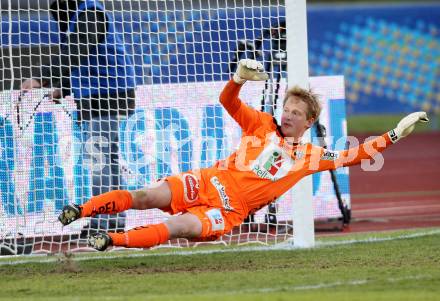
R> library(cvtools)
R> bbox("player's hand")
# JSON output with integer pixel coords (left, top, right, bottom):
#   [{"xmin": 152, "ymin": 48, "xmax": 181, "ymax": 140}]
[
  {"xmin": 389, "ymin": 112, "xmax": 429, "ymax": 143},
  {"xmin": 233, "ymin": 59, "xmax": 269, "ymax": 84},
  {"xmin": 21, "ymin": 79, "xmax": 41, "ymax": 93}
]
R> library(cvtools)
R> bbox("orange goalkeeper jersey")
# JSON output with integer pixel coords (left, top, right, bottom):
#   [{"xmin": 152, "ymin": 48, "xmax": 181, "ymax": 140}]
[{"xmin": 207, "ymin": 80, "xmax": 393, "ymax": 215}]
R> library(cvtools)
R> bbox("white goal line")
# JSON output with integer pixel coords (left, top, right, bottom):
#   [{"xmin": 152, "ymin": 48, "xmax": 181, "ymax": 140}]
[{"xmin": 1, "ymin": 228, "xmax": 440, "ymax": 266}]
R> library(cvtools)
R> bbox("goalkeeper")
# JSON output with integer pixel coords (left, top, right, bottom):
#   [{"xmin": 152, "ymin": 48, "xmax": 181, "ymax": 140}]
[{"xmin": 58, "ymin": 59, "xmax": 429, "ymax": 251}]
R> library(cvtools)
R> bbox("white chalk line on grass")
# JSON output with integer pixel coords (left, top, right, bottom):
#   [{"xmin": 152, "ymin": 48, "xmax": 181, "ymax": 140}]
[
  {"xmin": 312, "ymin": 228, "xmax": 440, "ymax": 248},
  {"xmin": 1, "ymin": 275, "xmax": 433, "ymax": 300},
  {"xmin": 1, "ymin": 228, "xmax": 440, "ymax": 266},
  {"xmin": 229, "ymin": 274, "xmax": 433, "ymax": 295}
]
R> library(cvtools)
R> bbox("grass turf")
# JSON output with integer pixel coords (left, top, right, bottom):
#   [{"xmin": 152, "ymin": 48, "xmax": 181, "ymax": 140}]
[{"xmin": 1, "ymin": 228, "xmax": 439, "ymax": 301}]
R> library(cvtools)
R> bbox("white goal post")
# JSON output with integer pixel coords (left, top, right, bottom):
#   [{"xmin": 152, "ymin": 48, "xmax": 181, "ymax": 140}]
[{"xmin": 286, "ymin": 0, "xmax": 315, "ymax": 248}]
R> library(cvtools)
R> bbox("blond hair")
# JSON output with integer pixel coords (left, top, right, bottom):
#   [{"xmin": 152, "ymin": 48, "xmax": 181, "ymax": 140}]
[{"xmin": 283, "ymin": 86, "xmax": 321, "ymax": 120}]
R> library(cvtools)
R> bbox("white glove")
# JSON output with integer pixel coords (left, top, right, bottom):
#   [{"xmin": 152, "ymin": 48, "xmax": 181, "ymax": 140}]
[
  {"xmin": 388, "ymin": 112, "xmax": 429, "ymax": 143},
  {"xmin": 233, "ymin": 59, "xmax": 269, "ymax": 84}
]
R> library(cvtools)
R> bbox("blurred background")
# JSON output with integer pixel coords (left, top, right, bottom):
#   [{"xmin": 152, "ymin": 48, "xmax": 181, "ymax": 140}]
[{"xmin": 1, "ymin": 0, "xmax": 439, "ymax": 132}]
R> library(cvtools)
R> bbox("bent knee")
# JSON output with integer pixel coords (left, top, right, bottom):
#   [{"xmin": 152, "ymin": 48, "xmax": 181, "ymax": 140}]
[
  {"xmin": 131, "ymin": 181, "xmax": 171, "ymax": 210},
  {"xmin": 166, "ymin": 214, "xmax": 202, "ymax": 239}
]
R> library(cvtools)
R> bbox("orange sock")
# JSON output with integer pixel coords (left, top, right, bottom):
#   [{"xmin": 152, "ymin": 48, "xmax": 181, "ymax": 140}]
[
  {"xmin": 80, "ymin": 190, "xmax": 133, "ymax": 217},
  {"xmin": 108, "ymin": 223, "xmax": 170, "ymax": 248}
]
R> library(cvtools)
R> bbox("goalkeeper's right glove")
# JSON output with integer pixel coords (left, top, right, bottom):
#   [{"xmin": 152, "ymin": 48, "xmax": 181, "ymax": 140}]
[
  {"xmin": 233, "ymin": 59, "xmax": 269, "ymax": 84},
  {"xmin": 388, "ymin": 111, "xmax": 429, "ymax": 143}
]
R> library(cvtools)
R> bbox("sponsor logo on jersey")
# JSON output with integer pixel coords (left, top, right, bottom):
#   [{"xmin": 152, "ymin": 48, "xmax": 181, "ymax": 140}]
[
  {"xmin": 183, "ymin": 173, "xmax": 199, "ymax": 203},
  {"xmin": 210, "ymin": 176, "xmax": 233, "ymax": 211},
  {"xmin": 263, "ymin": 151, "xmax": 282, "ymax": 176},
  {"xmin": 321, "ymin": 150, "xmax": 339, "ymax": 161},
  {"xmin": 206, "ymin": 208, "xmax": 225, "ymax": 232},
  {"xmin": 250, "ymin": 141, "xmax": 295, "ymax": 181}
]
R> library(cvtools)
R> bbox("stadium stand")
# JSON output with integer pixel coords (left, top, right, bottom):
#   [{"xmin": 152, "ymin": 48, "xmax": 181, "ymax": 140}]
[{"xmin": 1, "ymin": 4, "xmax": 439, "ymax": 114}]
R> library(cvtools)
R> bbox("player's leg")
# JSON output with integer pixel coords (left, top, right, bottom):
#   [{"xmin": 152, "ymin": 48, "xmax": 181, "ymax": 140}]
[
  {"xmin": 87, "ymin": 172, "xmax": 248, "ymax": 251},
  {"xmin": 84, "ymin": 114, "xmax": 126, "ymax": 237},
  {"xmin": 88, "ymin": 212, "xmax": 202, "ymax": 251},
  {"xmin": 58, "ymin": 180, "xmax": 172, "ymax": 226}
]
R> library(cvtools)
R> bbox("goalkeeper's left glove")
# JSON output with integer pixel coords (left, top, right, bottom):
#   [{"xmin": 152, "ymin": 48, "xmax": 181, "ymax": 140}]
[
  {"xmin": 233, "ymin": 59, "xmax": 269, "ymax": 84},
  {"xmin": 388, "ymin": 111, "xmax": 429, "ymax": 143}
]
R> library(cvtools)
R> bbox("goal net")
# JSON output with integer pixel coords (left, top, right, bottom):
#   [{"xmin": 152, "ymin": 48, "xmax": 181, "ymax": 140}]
[{"xmin": 0, "ymin": 0, "xmax": 350, "ymax": 255}]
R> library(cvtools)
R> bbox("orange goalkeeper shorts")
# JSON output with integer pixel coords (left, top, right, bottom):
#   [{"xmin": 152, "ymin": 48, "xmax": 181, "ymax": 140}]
[{"xmin": 164, "ymin": 168, "xmax": 248, "ymax": 241}]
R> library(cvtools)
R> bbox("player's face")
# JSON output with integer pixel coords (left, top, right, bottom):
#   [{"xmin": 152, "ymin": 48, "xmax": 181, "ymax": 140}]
[{"xmin": 281, "ymin": 96, "xmax": 314, "ymax": 139}]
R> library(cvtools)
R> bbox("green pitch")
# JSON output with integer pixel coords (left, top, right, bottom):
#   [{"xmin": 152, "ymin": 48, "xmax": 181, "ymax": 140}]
[{"xmin": 1, "ymin": 228, "xmax": 439, "ymax": 301}]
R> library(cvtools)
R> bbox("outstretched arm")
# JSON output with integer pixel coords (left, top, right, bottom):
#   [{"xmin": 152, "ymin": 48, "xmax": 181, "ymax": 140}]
[
  {"xmin": 313, "ymin": 112, "xmax": 429, "ymax": 171},
  {"xmin": 219, "ymin": 79, "xmax": 247, "ymax": 118},
  {"xmin": 219, "ymin": 59, "xmax": 270, "ymax": 134}
]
